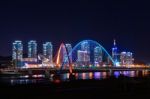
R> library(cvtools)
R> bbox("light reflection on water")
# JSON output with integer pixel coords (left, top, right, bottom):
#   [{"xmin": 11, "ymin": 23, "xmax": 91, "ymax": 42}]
[
  {"xmin": 94, "ymin": 72, "xmax": 101, "ymax": 79},
  {"xmin": 0, "ymin": 70, "xmax": 149, "ymax": 85}
]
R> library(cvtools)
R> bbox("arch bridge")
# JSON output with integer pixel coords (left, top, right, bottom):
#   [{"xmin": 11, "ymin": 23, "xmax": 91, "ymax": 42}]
[{"xmin": 54, "ymin": 40, "xmax": 115, "ymax": 73}]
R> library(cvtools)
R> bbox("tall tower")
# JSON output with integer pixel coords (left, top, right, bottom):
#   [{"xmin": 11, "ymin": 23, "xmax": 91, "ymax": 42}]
[
  {"xmin": 81, "ymin": 41, "xmax": 90, "ymax": 63},
  {"xmin": 28, "ymin": 40, "xmax": 37, "ymax": 58},
  {"xmin": 65, "ymin": 43, "xmax": 72, "ymax": 63},
  {"xmin": 120, "ymin": 52, "xmax": 126, "ymax": 65},
  {"xmin": 112, "ymin": 39, "xmax": 118, "ymax": 65},
  {"xmin": 77, "ymin": 50, "xmax": 89, "ymax": 66},
  {"xmin": 126, "ymin": 52, "xmax": 134, "ymax": 65},
  {"xmin": 43, "ymin": 42, "xmax": 53, "ymax": 63},
  {"xmin": 12, "ymin": 40, "xmax": 23, "ymax": 67},
  {"xmin": 94, "ymin": 46, "xmax": 102, "ymax": 66}
]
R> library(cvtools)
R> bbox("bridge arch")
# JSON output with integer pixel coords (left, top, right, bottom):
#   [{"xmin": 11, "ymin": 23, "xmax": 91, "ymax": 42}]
[
  {"xmin": 61, "ymin": 40, "xmax": 115, "ymax": 73},
  {"xmin": 54, "ymin": 43, "xmax": 69, "ymax": 68}
]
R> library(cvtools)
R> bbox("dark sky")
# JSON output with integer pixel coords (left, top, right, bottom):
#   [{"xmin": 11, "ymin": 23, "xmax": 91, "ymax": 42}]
[{"xmin": 0, "ymin": 0, "xmax": 150, "ymax": 62}]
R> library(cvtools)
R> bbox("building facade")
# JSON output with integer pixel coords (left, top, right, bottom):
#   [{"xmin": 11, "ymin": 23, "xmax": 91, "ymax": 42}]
[
  {"xmin": 12, "ymin": 40, "xmax": 23, "ymax": 67},
  {"xmin": 120, "ymin": 51, "xmax": 134, "ymax": 66},
  {"xmin": 28, "ymin": 40, "xmax": 37, "ymax": 58},
  {"xmin": 43, "ymin": 42, "xmax": 53, "ymax": 62},
  {"xmin": 42, "ymin": 42, "xmax": 53, "ymax": 67},
  {"xmin": 80, "ymin": 41, "xmax": 90, "ymax": 63},
  {"xmin": 65, "ymin": 43, "xmax": 72, "ymax": 63},
  {"xmin": 77, "ymin": 50, "xmax": 90, "ymax": 66},
  {"xmin": 94, "ymin": 46, "xmax": 102, "ymax": 66}
]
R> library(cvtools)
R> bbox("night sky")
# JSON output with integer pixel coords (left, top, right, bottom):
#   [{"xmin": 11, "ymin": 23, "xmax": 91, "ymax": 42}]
[{"xmin": 0, "ymin": 0, "xmax": 150, "ymax": 63}]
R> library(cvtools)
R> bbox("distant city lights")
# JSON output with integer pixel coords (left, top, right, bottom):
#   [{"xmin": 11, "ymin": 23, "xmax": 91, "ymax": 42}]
[{"xmin": 12, "ymin": 39, "xmax": 135, "ymax": 68}]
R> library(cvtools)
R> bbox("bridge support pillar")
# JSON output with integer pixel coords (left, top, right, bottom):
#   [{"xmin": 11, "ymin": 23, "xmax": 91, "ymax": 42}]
[
  {"xmin": 109, "ymin": 69, "xmax": 114, "ymax": 76},
  {"xmin": 45, "ymin": 70, "xmax": 50, "ymax": 79},
  {"xmin": 69, "ymin": 73, "xmax": 76, "ymax": 80},
  {"xmin": 28, "ymin": 70, "xmax": 32, "ymax": 78}
]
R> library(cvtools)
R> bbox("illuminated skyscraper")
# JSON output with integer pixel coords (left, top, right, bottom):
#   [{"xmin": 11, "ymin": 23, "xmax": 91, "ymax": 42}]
[
  {"xmin": 120, "ymin": 52, "xmax": 126, "ymax": 65},
  {"xmin": 43, "ymin": 42, "xmax": 53, "ymax": 63},
  {"xmin": 94, "ymin": 46, "xmax": 102, "ymax": 66},
  {"xmin": 12, "ymin": 40, "xmax": 23, "ymax": 67},
  {"xmin": 81, "ymin": 41, "xmax": 90, "ymax": 62},
  {"xmin": 77, "ymin": 50, "xmax": 90, "ymax": 66},
  {"xmin": 112, "ymin": 39, "xmax": 118, "ymax": 65},
  {"xmin": 65, "ymin": 43, "xmax": 72, "ymax": 63},
  {"xmin": 28, "ymin": 40, "xmax": 37, "ymax": 58},
  {"xmin": 120, "ymin": 52, "xmax": 134, "ymax": 66},
  {"xmin": 12, "ymin": 40, "xmax": 23, "ymax": 60},
  {"xmin": 126, "ymin": 52, "xmax": 134, "ymax": 65}
]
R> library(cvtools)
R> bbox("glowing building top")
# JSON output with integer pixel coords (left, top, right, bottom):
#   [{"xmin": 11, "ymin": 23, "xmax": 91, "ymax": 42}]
[
  {"xmin": 43, "ymin": 42, "xmax": 53, "ymax": 63},
  {"xmin": 28, "ymin": 40, "xmax": 37, "ymax": 58},
  {"xmin": 81, "ymin": 41, "xmax": 90, "ymax": 52},
  {"xmin": 12, "ymin": 40, "xmax": 23, "ymax": 60},
  {"xmin": 65, "ymin": 44, "xmax": 72, "ymax": 54},
  {"xmin": 114, "ymin": 39, "xmax": 116, "ymax": 46}
]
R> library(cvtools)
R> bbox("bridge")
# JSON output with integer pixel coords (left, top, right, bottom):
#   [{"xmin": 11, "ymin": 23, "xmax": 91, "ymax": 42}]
[
  {"xmin": 16, "ymin": 66, "xmax": 149, "ymax": 73},
  {"xmin": 53, "ymin": 40, "xmax": 116, "ymax": 73},
  {"xmin": 1, "ymin": 66, "xmax": 147, "ymax": 76}
]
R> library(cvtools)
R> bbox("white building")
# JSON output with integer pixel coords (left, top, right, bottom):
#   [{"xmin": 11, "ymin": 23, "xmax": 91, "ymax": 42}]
[{"xmin": 28, "ymin": 40, "xmax": 37, "ymax": 58}]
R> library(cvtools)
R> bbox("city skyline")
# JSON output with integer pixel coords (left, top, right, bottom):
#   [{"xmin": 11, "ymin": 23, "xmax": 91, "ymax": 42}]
[
  {"xmin": 1, "ymin": 38, "xmax": 145, "ymax": 65},
  {"xmin": 12, "ymin": 39, "xmax": 134, "ymax": 68}
]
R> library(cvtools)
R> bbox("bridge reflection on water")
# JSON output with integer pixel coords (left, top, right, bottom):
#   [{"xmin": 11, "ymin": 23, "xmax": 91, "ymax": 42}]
[{"xmin": 1, "ymin": 70, "xmax": 149, "ymax": 85}]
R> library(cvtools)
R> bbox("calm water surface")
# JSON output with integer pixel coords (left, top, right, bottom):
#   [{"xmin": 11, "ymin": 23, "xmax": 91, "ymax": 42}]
[{"xmin": 1, "ymin": 70, "xmax": 150, "ymax": 85}]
